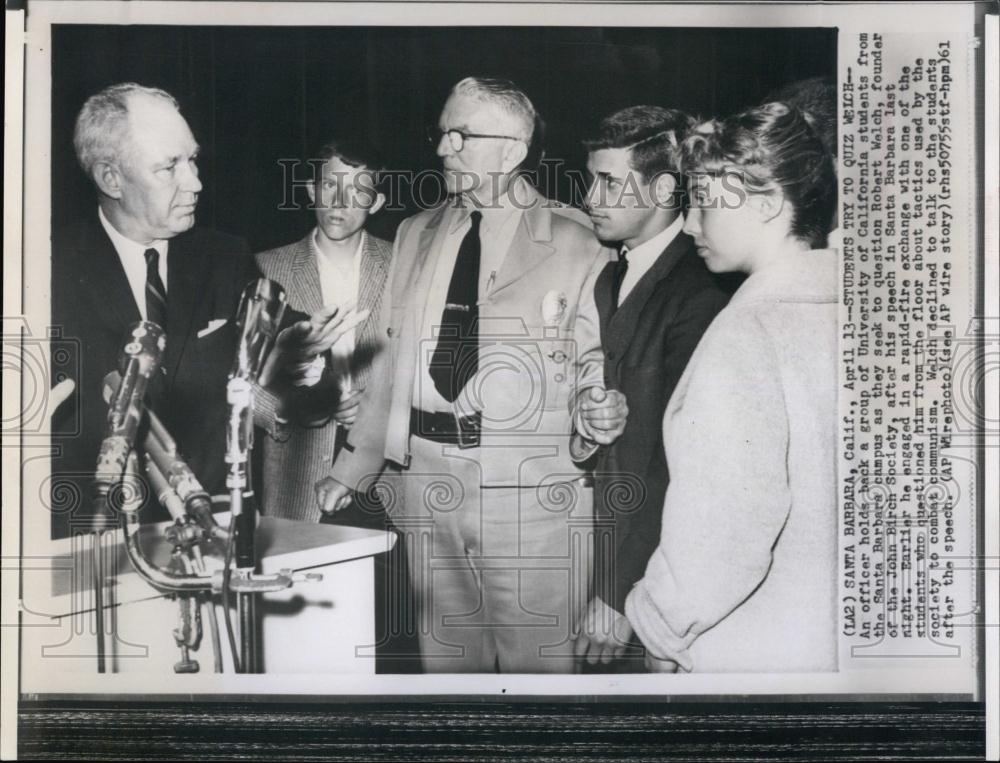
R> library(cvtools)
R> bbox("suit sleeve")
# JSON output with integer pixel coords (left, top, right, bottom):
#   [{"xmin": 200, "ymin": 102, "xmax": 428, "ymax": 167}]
[
  {"xmin": 607, "ymin": 284, "xmax": 729, "ymax": 613},
  {"xmin": 568, "ymin": 242, "xmax": 612, "ymax": 430},
  {"xmin": 624, "ymin": 313, "xmax": 792, "ymax": 670}
]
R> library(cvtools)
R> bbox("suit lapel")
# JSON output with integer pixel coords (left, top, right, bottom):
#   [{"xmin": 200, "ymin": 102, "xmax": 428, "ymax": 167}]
[
  {"xmin": 489, "ymin": 192, "xmax": 556, "ymax": 295},
  {"xmin": 290, "ymin": 235, "xmax": 324, "ymax": 313},
  {"xmin": 594, "ymin": 260, "xmax": 617, "ymax": 343},
  {"xmin": 79, "ymin": 216, "xmax": 142, "ymax": 334},
  {"xmin": 353, "ymin": 235, "xmax": 391, "ymax": 388},
  {"xmin": 164, "ymin": 231, "xmax": 210, "ymax": 380},
  {"xmin": 407, "ymin": 205, "xmax": 450, "ymax": 330},
  {"xmin": 358, "ymin": 233, "xmax": 389, "ymax": 317},
  {"xmin": 604, "ymin": 230, "xmax": 694, "ymax": 359}
]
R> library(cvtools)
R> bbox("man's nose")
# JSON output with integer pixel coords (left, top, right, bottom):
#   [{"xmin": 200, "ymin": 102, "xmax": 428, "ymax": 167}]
[
  {"xmin": 181, "ymin": 163, "xmax": 202, "ymax": 194},
  {"xmin": 682, "ymin": 207, "xmax": 700, "ymax": 236},
  {"xmin": 436, "ymin": 133, "xmax": 453, "ymax": 159},
  {"xmin": 584, "ymin": 179, "xmax": 600, "ymax": 211}
]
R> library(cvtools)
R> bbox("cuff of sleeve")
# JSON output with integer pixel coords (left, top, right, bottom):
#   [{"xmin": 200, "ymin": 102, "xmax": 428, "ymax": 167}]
[
  {"xmin": 624, "ymin": 581, "xmax": 694, "ymax": 673},
  {"xmin": 569, "ymin": 430, "xmax": 599, "ymax": 462},
  {"xmin": 329, "ymin": 447, "xmax": 383, "ymax": 494},
  {"xmin": 252, "ymin": 383, "xmax": 289, "ymax": 439}
]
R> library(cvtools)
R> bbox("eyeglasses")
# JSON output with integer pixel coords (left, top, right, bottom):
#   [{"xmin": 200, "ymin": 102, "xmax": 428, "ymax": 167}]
[{"xmin": 426, "ymin": 127, "xmax": 521, "ymax": 152}]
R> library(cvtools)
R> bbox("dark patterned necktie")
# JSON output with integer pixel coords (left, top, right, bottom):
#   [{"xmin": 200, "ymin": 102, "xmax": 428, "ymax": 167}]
[
  {"xmin": 429, "ymin": 211, "xmax": 482, "ymax": 402},
  {"xmin": 144, "ymin": 248, "xmax": 168, "ymax": 329},
  {"xmin": 611, "ymin": 249, "xmax": 629, "ymax": 310}
]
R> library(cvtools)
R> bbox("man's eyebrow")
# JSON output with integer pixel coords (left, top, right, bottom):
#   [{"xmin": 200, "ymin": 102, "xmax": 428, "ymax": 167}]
[{"xmin": 594, "ymin": 170, "xmax": 623, "ymax": 183}]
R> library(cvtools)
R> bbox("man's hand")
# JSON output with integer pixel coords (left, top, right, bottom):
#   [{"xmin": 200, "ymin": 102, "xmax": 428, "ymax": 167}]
[
  {"xmin": 260, "ymin": 303, "xmax": 369, "ymax": 387},
  {"xmin": 572, "ymin": 595, "xmax": 634, "ymax": 665},
  {"xmin": 576, "ymin": 386, "xmax": 628, "ymax": 445},
  {"xmin": 333, "ymin": 388, "xmax": 365, "ymax": 429},
  {"xmin": 643, "ymin": 652, "xmax": 680, "ymax": 673},
  {"xmin": 315, "ymin": 475, "xmax": 353, "ymax": 516}
]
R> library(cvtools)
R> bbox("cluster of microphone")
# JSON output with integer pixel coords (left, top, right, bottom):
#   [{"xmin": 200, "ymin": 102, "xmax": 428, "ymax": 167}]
[{"xmin": 92, "ymin": 278, "xmax": 287, "ymax": 537}]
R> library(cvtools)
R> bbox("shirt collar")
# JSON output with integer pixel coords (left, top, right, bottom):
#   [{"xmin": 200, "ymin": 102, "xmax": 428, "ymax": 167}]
[
  {"xmin": 98, "ymin": 206, "xmax": 168, "ymax": 259},
  {"xmin": 449, "ymin": 177, "xmax": 527, "ymax": 234},
  {"xmin": 620, "ymin": 214, "xmax": 684, "ymax": 263},
  {"xmin": 312, "ymin": 228, "xmax": 366, "ymax": 265}
]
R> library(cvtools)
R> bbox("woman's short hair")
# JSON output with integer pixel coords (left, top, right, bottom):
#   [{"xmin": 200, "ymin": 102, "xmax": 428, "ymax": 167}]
[
  {"xmin": 681, "ymin": 102, "xmax": 837, "ymax": 247},
  {"xmin": 73, "ymin": 82, "xmax": 179, "ymax": 178}
]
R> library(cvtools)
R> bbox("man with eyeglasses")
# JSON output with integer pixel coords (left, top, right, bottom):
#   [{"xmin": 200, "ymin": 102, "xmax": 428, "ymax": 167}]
[{"xmin": 315, "ymin": 76, "xmax": 624, "ymax": 673}]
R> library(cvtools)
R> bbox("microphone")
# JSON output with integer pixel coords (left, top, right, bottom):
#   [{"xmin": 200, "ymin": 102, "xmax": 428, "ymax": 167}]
[
  {"xmin": 102, "ymin": 371, "xmax": 225, "ymax": 539},
  {"xmin": 230, "ymin": 279, "xmax": 288, "ymax": 384},
  {"xmin": 93, "ymin": 321, "xmax": 165, "ymax": 508}
]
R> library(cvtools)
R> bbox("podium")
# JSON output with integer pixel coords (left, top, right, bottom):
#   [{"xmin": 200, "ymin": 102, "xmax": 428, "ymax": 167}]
[{"xmin": 19, "ymin": 515, "xmax": 395, "ymax": 684}]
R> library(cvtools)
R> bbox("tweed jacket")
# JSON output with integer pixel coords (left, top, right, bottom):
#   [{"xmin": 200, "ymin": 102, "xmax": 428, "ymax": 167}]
[
  {"xmin": 625, "ymin": 249, "xmax": 839, "ymax": 673},
  {"xmin": 255, "ymin": 231, "xmax": 392, "ymax": 521}
]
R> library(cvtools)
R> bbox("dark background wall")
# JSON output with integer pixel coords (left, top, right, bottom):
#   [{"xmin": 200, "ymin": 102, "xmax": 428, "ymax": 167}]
[{"xmin": 52, "ymin": 25, "xmax": 836, "ymax": 251}]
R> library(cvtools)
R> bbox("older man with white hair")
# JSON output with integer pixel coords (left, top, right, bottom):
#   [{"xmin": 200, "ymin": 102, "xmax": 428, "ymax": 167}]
[
  {"xmin": 316, "ymin": 77, "xmax": 625, "ymax": 673},
  {"xmin": 50, "ymin": 82, "xmax": 335, "ymax": 540}
]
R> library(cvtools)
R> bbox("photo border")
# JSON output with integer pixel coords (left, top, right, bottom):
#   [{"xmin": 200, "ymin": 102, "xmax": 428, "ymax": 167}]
[{"xmin": 4, "ymin": 0, "xmax": 996, "ymax": 758}]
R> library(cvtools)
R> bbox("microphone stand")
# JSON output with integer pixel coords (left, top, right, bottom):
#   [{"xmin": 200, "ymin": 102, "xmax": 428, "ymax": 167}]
[
  {"xmin": 226, "ymin": 279, "xmax": 287, "ymax": 673},
  {"xmin": 92, "ymin": 321, "xmax": 166, "ymax": 673}
]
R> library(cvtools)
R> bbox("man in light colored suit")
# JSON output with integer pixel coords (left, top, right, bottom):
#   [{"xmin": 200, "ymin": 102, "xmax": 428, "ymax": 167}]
[
  {"xmin": 255, "ymin": 136, "xmax": 390, "ymax": 523},
  {"xmin": 316, "ymin": 77, "xmax": 626, "ymax": 673}
]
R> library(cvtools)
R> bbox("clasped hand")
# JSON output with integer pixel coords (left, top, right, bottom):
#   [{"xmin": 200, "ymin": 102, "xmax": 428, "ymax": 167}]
[{"xmin": 576, "ymin": 385, "xmax": 628, "ymax": 445}]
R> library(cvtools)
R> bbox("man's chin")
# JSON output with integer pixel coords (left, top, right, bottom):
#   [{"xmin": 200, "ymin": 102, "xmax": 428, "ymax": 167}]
[{"xmin": 169, "ymin": 215, "xmax": 197, "ymax": 235}]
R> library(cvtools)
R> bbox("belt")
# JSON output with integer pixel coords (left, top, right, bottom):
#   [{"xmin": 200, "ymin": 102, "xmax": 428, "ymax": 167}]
[{"xmin": 410, "ymin": 408, "xmax": 482, "ymax": 449}]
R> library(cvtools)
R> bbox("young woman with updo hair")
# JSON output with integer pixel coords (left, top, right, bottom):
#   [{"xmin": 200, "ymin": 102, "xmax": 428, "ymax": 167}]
[{"xmin": 624, "ymin": 102, "xmax": 840, "ymax": 673}]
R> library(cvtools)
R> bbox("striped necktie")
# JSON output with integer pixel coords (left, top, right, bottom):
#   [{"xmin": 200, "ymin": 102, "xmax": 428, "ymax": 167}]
[{"xmin": 143, "ymin": 248, "xmax": 168, "ymax": 329}]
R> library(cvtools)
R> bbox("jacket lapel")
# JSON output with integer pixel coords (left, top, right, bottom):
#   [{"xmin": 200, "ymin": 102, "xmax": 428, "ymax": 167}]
[
  {"xmin": 594, "ymin": 259, "xmax": 617, "ymax": 343},
  {"xmin": 164, "ymin": 231, "xmax": 210, "ymax": 380},
  {"xmin": 290, "ymin": 235, "xmax": 324, "ymax": 314},
  {"xmin": 489, "ymin": 191, "xmax": 556, "ymax": 296},
  {"xmin": 604, "ymin": 230, "xmax": 694, "ymax": 360},
  {"xmin": 79, "ymin": 216, "xmax": 142, "ymax": 334},
  {"xmin": 358, "ymin": 233, "xmax": 390, "ymax": 318}
]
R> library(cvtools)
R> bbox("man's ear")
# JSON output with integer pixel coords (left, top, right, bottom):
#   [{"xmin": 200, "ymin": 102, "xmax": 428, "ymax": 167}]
[
  {"xmin": 501, "ymin": 140, "xmax": 529, "ymax": 173},
  {"xmin": 92, "ymin": 161, "xmax": 124, "ymax": 200},
  {"xmin": 306, "ymin": 181, "xmax": 317, "ymax": 206},
  {"xmin": 368, "ymin": 192, "xmax": 386, "ymax": 216},
  {"xmin": 650, "ymin": 172, "xmax": 678, "ymax": 209}
]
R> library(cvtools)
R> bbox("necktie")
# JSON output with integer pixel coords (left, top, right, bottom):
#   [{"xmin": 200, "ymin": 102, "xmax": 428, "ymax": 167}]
[
  {"xmin": 611, "ymin": 249, "xmax": 629, "ymax": 310},
  {"xmin": 144, "ymin": 248, "xmax": 168, "ymax": 329},
  {"xmin": 429, "ymin": 211, "xmax": 482, "ymax": 402}
]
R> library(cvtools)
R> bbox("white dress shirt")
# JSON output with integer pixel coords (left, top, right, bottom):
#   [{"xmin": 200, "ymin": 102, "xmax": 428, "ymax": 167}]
[
  {"xmin": 414, "ymin": 187, "xmax": 526, "ymax": 413},
  {"xmin": 312, "ymin": 229, "xmax": 364, "ymax": 392},
  {"xmin": 98, "ymin": 206, "xmax": 168, "ymax": 321},
  {"xmin": 616, "ymin": 214, "xmax": 685, "ymax": 306}
]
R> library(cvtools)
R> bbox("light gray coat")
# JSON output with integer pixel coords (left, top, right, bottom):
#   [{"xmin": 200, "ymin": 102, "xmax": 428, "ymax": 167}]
[{"xmin": 625, "ymin": 249, "xmax": 839, "ymax": 673}]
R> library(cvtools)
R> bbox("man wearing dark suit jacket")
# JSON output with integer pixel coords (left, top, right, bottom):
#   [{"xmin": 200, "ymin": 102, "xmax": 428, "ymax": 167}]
[
  {"xmin": 570, "ymin": 106, "xmax": 729, "ymax": 668},
  {"xmin": 50, "ymin": 83, "xmax": 274, "ymax": 539}
]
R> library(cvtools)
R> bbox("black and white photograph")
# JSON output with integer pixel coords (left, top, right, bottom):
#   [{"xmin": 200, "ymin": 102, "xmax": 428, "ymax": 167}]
[{"xmin": 3, "ymin": 0, "xmax": 996, "ymax": 759}]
